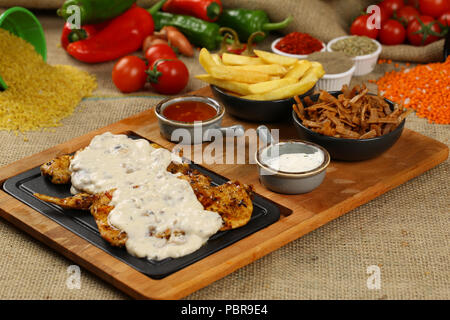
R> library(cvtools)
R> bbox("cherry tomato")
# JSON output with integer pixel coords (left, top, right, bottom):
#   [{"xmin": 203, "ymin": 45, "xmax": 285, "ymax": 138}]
[
  {"xmin": 379, "ymin": 19, "xmax": 407, "ymax": 45},
  {"xmin": 350, "ymin": 14, "xmax": 379, "ymax": 39},
  {"xmin": 419, "ymin": 0, "xmax": 450, "ymax": 18},
  {"xmin": 396, "ymin": 5, "xmax": 421, "ymax": 26},
  {"xmin": 112, "ymin": 56, "xmax": 147, "ymax": 93},
  {"xmin": 407, "ymin": 15, "xmax": 443, "ymax": 46},
  {"xmin": 405, "ymin": 0, "xmax": 420, "ymax": 9},
  {"xmin": 438, "ymin": 11, "xmax": 450, "ymax": 27},
  {"xmin": 379, "ymin": 0, "xmax": 405, "ymax": 16},
  {"xmin": 147, "ymin": 59, "xmax": 189, "ymax": 95},
  {"xmin": 145, "ymin": 43, "xmax": 177, "ymax": 66},
  {"xmin": 378, "ymin": 5, "xmax": 393, "ymax": 24}
]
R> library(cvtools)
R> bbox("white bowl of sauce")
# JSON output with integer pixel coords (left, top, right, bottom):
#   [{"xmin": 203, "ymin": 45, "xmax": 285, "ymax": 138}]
[
  {"xmin": 155, "ymin": 95, "xmax": 243, "ymax": 144},
  {"xmin": 255, "ymin": 126, "xmax": 330, "ymax": 194}
]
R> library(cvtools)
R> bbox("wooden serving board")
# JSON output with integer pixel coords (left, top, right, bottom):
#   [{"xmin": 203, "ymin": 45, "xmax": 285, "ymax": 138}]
[{"xmin": 0, "ymin": 87, "xmax": 448, "ymax": 299}]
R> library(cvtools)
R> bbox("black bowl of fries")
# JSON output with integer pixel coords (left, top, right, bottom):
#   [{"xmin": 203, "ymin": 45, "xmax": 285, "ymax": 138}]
[
  {"xmin": 197, "ymin": 48, "xmax": 324, "ymax": 122},
  {"xmin": 211, "ymin": 84, "xmax": 315, "ymax": 123},
  {"xmin": 292, "ymin": 86, "xmax": 412, "ymax": 161}
]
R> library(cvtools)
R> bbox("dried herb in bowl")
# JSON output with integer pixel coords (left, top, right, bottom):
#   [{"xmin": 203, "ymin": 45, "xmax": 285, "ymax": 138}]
[{"xmin": 330, "ymin": 36, "xmax": 378, "ymax": 57}]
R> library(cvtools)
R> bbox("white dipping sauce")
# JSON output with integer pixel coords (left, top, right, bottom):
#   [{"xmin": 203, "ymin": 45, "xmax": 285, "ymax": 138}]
[
  {"xmin": 69, "ymin": 132, "xmax": 223, "ymax": 260},
  {"xmin": 264, "ymin": 150, "xmax": 324, "ymax": 173}
]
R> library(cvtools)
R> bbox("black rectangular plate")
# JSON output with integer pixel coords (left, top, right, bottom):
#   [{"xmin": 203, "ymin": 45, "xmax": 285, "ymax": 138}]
[{"xmin": 2, "ymin": 136, "xmax": 280, "ymax": 279}]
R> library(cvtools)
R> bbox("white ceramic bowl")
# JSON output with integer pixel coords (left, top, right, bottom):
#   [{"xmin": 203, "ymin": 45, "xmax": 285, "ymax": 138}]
[
  {"xmin": 315, "ymin": 63, "xmax": 356, "ymax": 91},
  {"xmin": 327, "ymin": 36, "xmax": 382, "ymax": 76},
  {"xmin": 271, "ymin": 37, "xmax": 326, "ymax": 59}
]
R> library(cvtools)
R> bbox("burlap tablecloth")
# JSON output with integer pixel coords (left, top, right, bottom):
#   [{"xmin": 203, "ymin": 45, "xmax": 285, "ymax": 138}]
[{"xmin": 0, "ymin": 3, "xmax": 448, "ymax": 300}]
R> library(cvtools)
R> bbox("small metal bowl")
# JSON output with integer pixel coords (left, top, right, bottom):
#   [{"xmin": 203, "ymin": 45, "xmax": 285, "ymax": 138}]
[
  {"xmin": 155, "ymin": 95, "xmax": 243, "ymax": 144},
  {"xmin": 255, "ymin": 126, "xmax": 330, "ymax": 194}
]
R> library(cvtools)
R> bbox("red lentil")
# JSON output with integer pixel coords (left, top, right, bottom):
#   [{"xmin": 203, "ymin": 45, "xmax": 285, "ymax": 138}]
[
  {"xmin": 375, "ymin": 57, "xmax": 450, "ymax": 124},
  {"xmin": 275, "ymin": 32, "xmax": 323, "ymax": 55}
]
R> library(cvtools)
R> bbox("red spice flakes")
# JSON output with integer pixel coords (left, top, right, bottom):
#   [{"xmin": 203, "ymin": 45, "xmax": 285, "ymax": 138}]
[
  {"xmin": 375, "ymin": 57, "xmax": 450, "ymax": 124},
  {"xmin": 275, "ymin": 32, "xmax": 323, "ymax": 55}
]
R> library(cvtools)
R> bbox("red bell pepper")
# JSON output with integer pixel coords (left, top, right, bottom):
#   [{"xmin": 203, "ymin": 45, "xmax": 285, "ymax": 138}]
[
  {"xmin": 60, "ymin": 22, "xmax": 107, "ymax": 50},
  {"xmin": 66, "ymin": 6, "xmax": 154, "ymax": 63},
  {"xmin": 162, "ymin": 0, "xmax": 222, "ymax": 22}
]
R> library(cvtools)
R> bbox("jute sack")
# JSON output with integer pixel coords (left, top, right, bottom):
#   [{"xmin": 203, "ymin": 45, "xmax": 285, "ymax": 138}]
[{"xmin": 0, "ymin": 0, "xmax": 444, "ymax": 62}]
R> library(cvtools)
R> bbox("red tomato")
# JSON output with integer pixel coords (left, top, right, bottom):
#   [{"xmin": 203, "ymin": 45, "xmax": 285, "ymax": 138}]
[
  {"xmin": 406, "ymin": 0, "xmax": 420, "ymax": 8},
  {"xmin": 438, "ymin": 11, "xmax": 450, "ymax": 27},
  {"xmin": 350, "ymin": 15, "xmax": 379, "ymax": 39},
  {"xmin": 112, "ymin": 56, "xmax": 148, "ymax": 93},
  {"xmin": 396, "ymin": 5, "xmax": 421, "ymax": 26},
  {"xmin": 379, "ymin": 5, "xmax": 392, "ymax": 24},
  {"xmin": 419, "ymin": 0, "xmax": 450, "ymax": 18},
  {"xmin": 379, "ymin": 19, "xmax": 407, "ymax": 45},
  {"xmin": 145, "ymin": 43, "xmax": 177, "ymax": 66},
  {"xmin": 147, "ymin": 59, "xmax": 189, "ymax": 95},
  {"xmin": 379, "ymin": 0, "xmax": 405, "ymax": 16},
  {"xmin": 407, "ymin": 15, "xmax": 443, "ymax": 45}
]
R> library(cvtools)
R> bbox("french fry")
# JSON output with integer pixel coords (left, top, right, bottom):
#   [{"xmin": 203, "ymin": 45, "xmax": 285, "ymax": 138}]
[
  {"xmin": 254, "ymin": 49, "xmax": 298, "ymax": 66},
  {"xmin": 209, "ymin": 65, "xmax": 271, "ymax": 83},
  {"xmin": 221, "ymin": 53, "xmax": 264, "ymax": 65},
  {"xmin": 197, "ymin": 48, "xmax": 322, "ymax": 100},
  {"xmin": 199, "ymin": 48, "xmax": 218, "ymax": 74},
  {"xmin": 211, "ymin": 53, "xmax": 223, "ymax": 65},
  {"xmin": 227, "ymin": 64, "xmax": 287, "ymax": 76},
  {"xmin": 284, "ymin": 60, "xmax": 312, "ymax": 80},
  {"xmin": 195, "ymin": 74, "xmax": 252, "ymax": 96},
  {"xmin": 199, "ymin": 49, "xmax": 270, "ymax": 83},
  {"xmin": 242, "ymin": 72, "xmax": 318, "ymax": 100},
  {"xmin": 247, "ymin": 78, "xmax": 297, "ymax": 94},
  {"xmin": 309, "ymin": 61, "xmax": 326, "ymax": 79}
]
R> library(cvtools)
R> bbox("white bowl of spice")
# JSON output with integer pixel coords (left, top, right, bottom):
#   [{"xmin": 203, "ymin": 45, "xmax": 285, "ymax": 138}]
[
  {"xmin": 327, "ymin": 35, "xmax": 381, "ymax": 76},
  {"xmin": 307, "ymin": 51, "xmax": 356, "ymax": 91},
  {"xmin": 271, "ymin": 32, "xmax": 326, "ymax": 59}
]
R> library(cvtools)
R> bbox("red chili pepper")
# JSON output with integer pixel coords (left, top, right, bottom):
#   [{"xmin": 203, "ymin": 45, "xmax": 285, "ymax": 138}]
[
  {"xmin": 60, "ymin": 22, "xmax": 101, "ymax": 50},
  {"xmin": 66, "ymin": 6, "xmax": 154, "ymax": 63},
  {"xmin": 275, "ymin": 32, "xmax": 323, "ymax": 55},
  {"xmin": 162, "ymin": 0, "xmax": 222, "ymax": 22}
]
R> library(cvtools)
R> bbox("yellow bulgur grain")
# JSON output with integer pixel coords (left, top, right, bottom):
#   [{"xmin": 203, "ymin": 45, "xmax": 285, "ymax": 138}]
[{"xmin": 0, "ymin": 28, "xmax": 97, "ymax": 133}]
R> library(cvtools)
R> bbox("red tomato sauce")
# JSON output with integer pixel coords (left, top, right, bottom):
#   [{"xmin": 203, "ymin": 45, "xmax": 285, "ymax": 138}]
[{"xmin": 163, "ymin": 101, "xmax": 217, "ymax": 122}]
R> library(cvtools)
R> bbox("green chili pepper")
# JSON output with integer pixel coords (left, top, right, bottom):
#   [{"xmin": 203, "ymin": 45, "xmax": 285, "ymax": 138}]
[
  {"xmin": 218, "ymin": 8, "xmax": 293, "ymax": 42},
  {"xmin": 57, "ymin": 0, "xmax": 136, "ymax": 25},
  {"xmin": 149, "ymin": 0, "xmax": 224, "ymax": 50}
]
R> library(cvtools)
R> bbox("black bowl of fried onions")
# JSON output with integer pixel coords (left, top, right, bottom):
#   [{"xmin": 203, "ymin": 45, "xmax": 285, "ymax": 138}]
[{"xmin": 292, "ymin": 85, "xmax": 412, "ymax": 161}]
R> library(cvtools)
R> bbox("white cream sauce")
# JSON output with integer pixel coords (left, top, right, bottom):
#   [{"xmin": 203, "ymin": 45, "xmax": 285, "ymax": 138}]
[
  {"xmin": 69, "ymin": 132, "xmax": 223, "ymax": 260},
  {"xmin": 265, "ymin": 151, "xmax": 324, "ymax": 173}
]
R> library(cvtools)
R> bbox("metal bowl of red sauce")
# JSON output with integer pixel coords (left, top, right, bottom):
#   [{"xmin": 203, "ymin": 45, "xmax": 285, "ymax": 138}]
[{"xmin": 155, "ymin": 95, "xmax": 243, "ymax": 144}]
